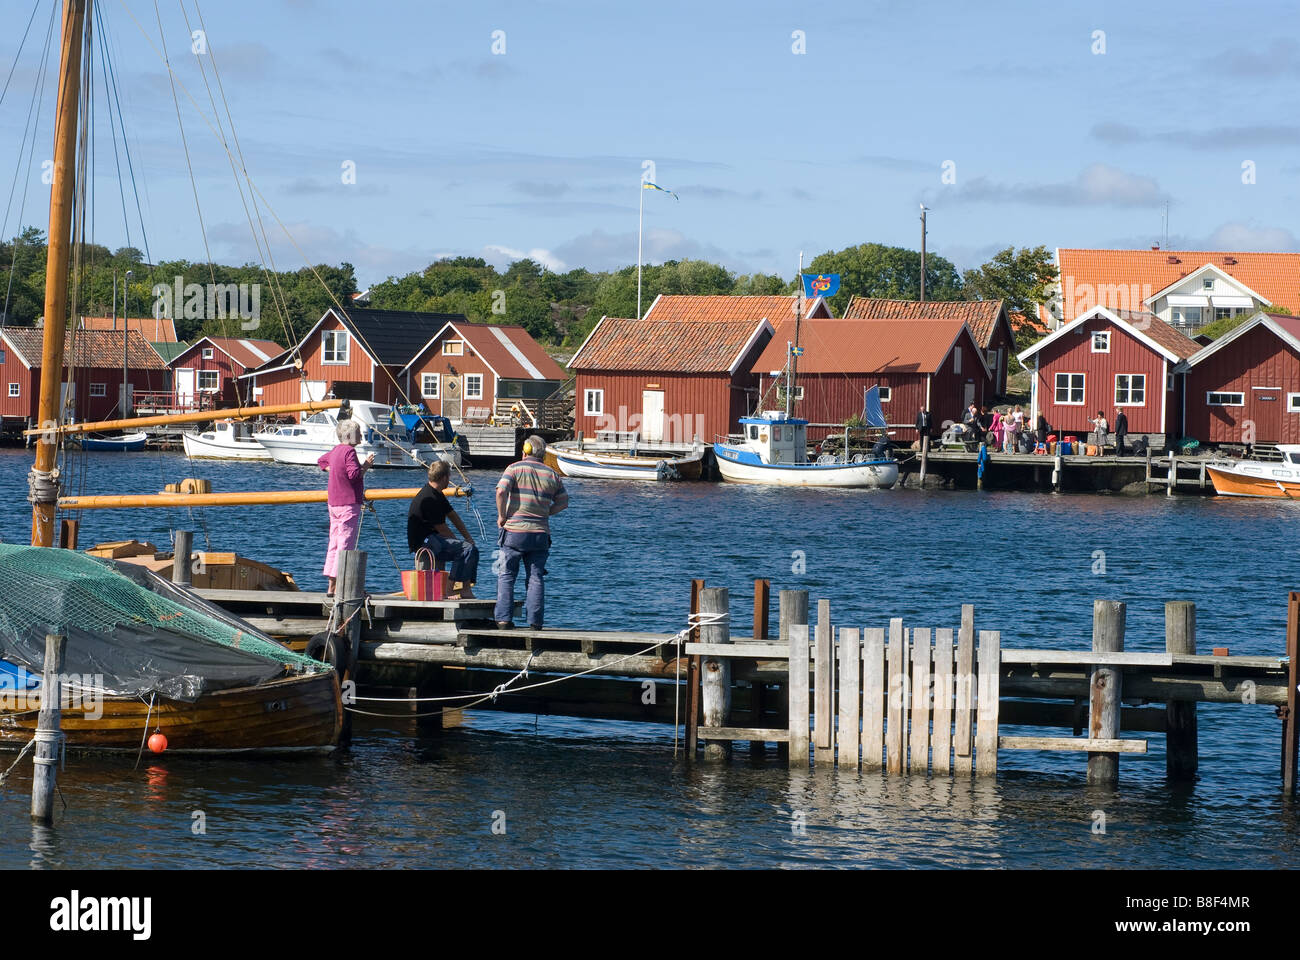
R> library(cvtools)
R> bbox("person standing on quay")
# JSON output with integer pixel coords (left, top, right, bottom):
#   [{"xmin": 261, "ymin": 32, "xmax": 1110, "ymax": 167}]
[
  {"xmin": 319, "ymin": 419, "xmax": 375, "ymax": 596},
  {"xmin": 494, "ymin": 435, "xmax": 569, "ymax": 629},
  {"xmin": 1114, "ymin": 409, "xmax": 1129, "ymax": 456}
]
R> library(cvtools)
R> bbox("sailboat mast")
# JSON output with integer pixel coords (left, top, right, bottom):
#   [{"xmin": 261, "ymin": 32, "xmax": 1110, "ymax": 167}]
[
  {"xmin": 30, "ymin": 0, "xmax": 88, "ymax": 547},
  {"xmin": 789, "ymin": 250, "xmax": 802, "ymax": 419}
]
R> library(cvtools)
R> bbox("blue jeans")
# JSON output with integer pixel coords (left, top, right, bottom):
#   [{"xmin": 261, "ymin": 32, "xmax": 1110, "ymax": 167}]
[
  {"xmin": 419, "ymin": 534, "xmax": 480, "ymax": 586},
  {"xmin": 494, "ymin": 530, "xmax": 549, "ymax": 626}
]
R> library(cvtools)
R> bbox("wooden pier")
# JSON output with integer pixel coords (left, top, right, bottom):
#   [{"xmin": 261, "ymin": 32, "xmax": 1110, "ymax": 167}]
[
  {"xmin": 903, "ymin": 447, "xmax": 1217, "ymax": 494},
  {"xmin": 201, "ymin": 562, "xmax": 1300, "ymax": 789}
]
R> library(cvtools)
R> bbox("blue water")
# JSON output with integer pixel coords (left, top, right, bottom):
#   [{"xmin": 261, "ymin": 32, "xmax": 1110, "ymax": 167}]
[{"xmin": 1, "ymin": 448, "xmax": 1298, "ymax": 868}]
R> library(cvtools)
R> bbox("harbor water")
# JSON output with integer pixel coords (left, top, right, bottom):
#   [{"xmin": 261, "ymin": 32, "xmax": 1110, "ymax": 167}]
[{"xmin": 1, "ymin": 448, "xmax": 1297, "ymax": 868}]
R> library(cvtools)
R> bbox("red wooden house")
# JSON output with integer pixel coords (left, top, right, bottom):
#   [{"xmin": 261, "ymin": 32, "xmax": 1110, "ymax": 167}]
[
  {"xmin": 1180, "ymin": 312, "xmax": 1300, "ymax": 445},
  {"xmin": 238, "ymin": 307, "xmax": 466, "ymax": 413},
  {"xmin": 570, "ymin": 316, "xmax": 773, "ymax": 444},
  {"xmin": 753, "ymin": 318, "xmax": 991, "ymax": 442},
  {"xmin": 0, "ymin": 327, "xmax": 167, "ymax": 428},
  {"xmin": 168, "ymin": 335, "xmax": 284, "ymax": 408},
  {"xmin": 1017, "ymin": 306, "xmax": 1200, "ymax": 438},
  {"xmin": 840, "ymin": 297, "xmax": 1018, "ymax": 396},
  {"xmin": 399, "ymin": 320, "xmax": 566, "ymax": 423}
]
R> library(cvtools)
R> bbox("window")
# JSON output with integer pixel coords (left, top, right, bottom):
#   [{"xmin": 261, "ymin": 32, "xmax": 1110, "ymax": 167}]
[
  {"xmin": 749, "ymin": 425, "xmax": 759, "ymax": 440},
  {"xmin": 1215, "ymin": 307, "xmax": 1233, "ymax": 321},
  {"xmin": 878, "ymin": 386, "xmax": 892, "ymax": 402},
  {"xmin": 953, "ymin": 346, "xmax": 962, "ymax": 374},
  {"xmin": 421, "ymin": 373, "xmax": 440, "ymax": 398},
  {"xmin": 584, "ymin": 388, "xmax": 603, "ymax": 415},
  {"xmin": 1091, "ymin": 331, "xmax": 1110, "ymax": 353},
  {"xmin": 465, "ymin": 374, "xmax": 484, "ymax": 399},
  {"xmin": 321, "ymin": 329, "xmax": 349, "ymax": 364},
  {"xmin": 442, "ymin": 340, "xmax": 464, "ymax": 356},
  {"xmin": 1203, "ymin": 278, "xmax": 1214, "ymax": 291},
  {"xmin": 1207, "ymin": 391, "xmax": 1245, "ymax": 406},
  {"xmin": 1288, "ymin": 394, "xmax": 1300, "ymax": 412},
  {"xmin": 201, "ymin": 347, "xmax": 214, "ymax": 359},
  {"xmin": 89, "ymin": 382, "xmax": 106, "ymax": 397},
  {"xmin": 1115, "ymin": 374, "xmax": 1145, "ymax": 405},
  {"xmin": 198, "ymin": 371, "xmax": 219, "ymax": 392},
  {"xmin": 1173, "ymin": 307, "xmax": 1202, "ymax": 327},
  {"xmin": 776, "ymin": 385, "xmax": 804, "ymax": 402},
  {"xmin": 7, "ymin": 383, "xmax": 17, "ymax": 398},
  {"xmin": 1055, "ymin": 372, "xmax": 1085, "ymax": 405},
  {"xmin": 772, "ymin": 426, "xmax": 782, "ymax": 442}
]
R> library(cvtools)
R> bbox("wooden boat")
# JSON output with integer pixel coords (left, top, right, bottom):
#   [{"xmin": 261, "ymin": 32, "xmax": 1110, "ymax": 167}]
[
  {"xmin": 714, "ymin": 414, "xmax": 898, "ymax": 488},
  {"xmin": 86, "ymin": 540, "xmax": 299, "ymax": 590},
  {"xmin": 547, "ymin": 440, "xmax": 704, "ymax": 481},
  {"xmin": 1206, "ymin": 445, "xmax": 1300, "ymax": 498},
  {"xmin": 74, "ymin": 431, "xmax": 148, "ymax": 451},
  {"xmin": 182, "ymin": 419, "xmax": 272, "ymax": 460}
]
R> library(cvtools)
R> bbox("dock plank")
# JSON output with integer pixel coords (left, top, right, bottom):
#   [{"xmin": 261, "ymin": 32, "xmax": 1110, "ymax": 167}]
[
  {"xmin": 932, "ymin": 628, "xmax": 954, "ymax": 775},
  {"xmin": 999, "ymin": 736, "xmax": 1148, "ymax": 754},
  {"xmin": 954, "ymin": 606, "xmax": 975, "ymax": 776},
  {"xmin": 886, "ymin": 619, "xmax": 906, "ymax": 774},
  {"xmin": 839, "ymin": 627, "xmax": 861, "ymax": 770},
  {"xmin": 909, "ymin": 628, "xmax": 931, "ymax": 774},
  {"xmin": 975, "ymin": 630, "xmax": 1000, "ymax": 775},
  {"xmin": 862, "ymin": 628, "xmax": 885, "ymax": 772},
  {"xmin": 788, "ymin": 623, "xmax": 810, "ymax": 768}
]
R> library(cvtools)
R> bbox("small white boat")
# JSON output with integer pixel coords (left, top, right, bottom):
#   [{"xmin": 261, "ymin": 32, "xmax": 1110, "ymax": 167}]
[
  {"xmin": 182, "ymin": 419, "xmax": 273, "ymax": 460},
  {"xmin": 72, "ymin": 431, "xmax": 148, "ymax": 452},
  {"xmin": 714, "ymin": 414, "xmax": 898, "ymax": 488},
  {"xmin": 1207, "ymin": 444, "xmax": 1300, "ymax": 498},
  {"xmin": 552, "ymin": 447, "xmax": 701, "ymax": 481},
  {"xmin": 254, "ymin": 401, "xmax": 462, "ymax": 469}
]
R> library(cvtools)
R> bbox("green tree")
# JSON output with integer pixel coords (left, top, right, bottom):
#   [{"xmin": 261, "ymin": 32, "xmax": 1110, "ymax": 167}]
[
  {"xmin": 805, "ymin": 242, "xmax": 963, "ymax": 315},
  {"xmin": 961, "ymin": 245, "xmax": 1059, "ymax": 349}
]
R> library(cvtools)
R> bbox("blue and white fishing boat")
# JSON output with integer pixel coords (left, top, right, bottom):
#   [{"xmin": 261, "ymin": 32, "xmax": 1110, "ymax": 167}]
[{"xmin": 74, "ymin": 431, "xmax": 148, "ymax": 452}]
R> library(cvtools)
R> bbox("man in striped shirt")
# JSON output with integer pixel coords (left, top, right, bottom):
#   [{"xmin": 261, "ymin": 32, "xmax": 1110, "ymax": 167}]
[{"xmin": 494, "ymin": 434, "xmax": 569, "ymax": 629}]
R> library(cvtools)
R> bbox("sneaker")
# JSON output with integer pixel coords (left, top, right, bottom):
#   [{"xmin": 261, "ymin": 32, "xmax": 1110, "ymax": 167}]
[{"xmin": 495, "ymin": 621, "xmax": 514, "ymax": 630}]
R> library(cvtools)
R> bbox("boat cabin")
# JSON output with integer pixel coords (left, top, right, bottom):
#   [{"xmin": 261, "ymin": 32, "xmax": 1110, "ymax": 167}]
[{"xmin": 732, "ymin": 414, "xmax": 809, "ymax": 465}]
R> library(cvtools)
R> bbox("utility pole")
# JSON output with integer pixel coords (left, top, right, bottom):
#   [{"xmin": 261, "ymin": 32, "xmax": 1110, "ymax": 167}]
[{"xmin": 919, "ymin": 204, "xmax": 928, "ymax": 302}]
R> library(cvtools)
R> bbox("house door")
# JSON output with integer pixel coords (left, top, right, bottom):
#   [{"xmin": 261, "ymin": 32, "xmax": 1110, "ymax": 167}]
[
  {"xmin": 963, "ymin": 381, "xmax": 976, "ymax": 410},
  {"xmin": 443, "ymin": 375, "xmax": 462, "ymax": 421},
  {"xmin": 1251, "ymin": 389, "xmax": 1282, "ymax": 443},
  {"xmin": 642, "ymin": 390, "xmax": 665, "ymax": 442},
  {"xmin": 59, "ymin": 381, "xmax": 76, "ymax": 420},
  {"xmin": 176, "ymin": 369, "xmax": 194, "ymax": 408},
  {"xmin": 300, "ymin": 379, "xmax": 326, "ymax": 402}
]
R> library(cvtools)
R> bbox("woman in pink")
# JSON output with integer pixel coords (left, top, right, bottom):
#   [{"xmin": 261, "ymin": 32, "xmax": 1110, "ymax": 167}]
[{"xmin": 318, "ymin": 419, "xmax": 375, "ymax": 595}]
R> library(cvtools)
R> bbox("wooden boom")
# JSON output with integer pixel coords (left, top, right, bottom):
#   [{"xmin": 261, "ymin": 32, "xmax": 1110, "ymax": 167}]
[
  {"xmin": 24, "ymin": 399, "xmax": 344, "ymax": 437},
  {"xmin": 59, "ymin": 486, "xmax": 469, "ymax": 510}
]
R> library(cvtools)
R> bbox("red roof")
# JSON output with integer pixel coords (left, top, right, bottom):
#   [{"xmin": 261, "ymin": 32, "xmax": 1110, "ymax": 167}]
[
  {"xmin": 177, "ymin": 336, "xmax": 286, "ymax": 370},
  {"xmin": 2, "ymin": 328, "xmax": 166, "ymax": 369},
  {"xmin": 643, "ymin": 295, "xmax": 829, "ymax": 322},
  {"xmin": 841, "ymin": 298, "xmax": 1008, "ymax": 349},
  {"xmin": 754, "ymin": 319, "xmax": 979, "ymax": 376},
  {"xmin": 571, "ymin": 318, "xmax": 770, "ymax": 373},
  {"xmin": 406, "ymin": 322, "xmax": 566, "ymax": 381},
  {"xmin": 1051, "ymin": 249, "xmax": 1300, "ymax": 324},
  {"xmin": 81, "ymin": 315, "xmax": 178, "ymax": 342}
]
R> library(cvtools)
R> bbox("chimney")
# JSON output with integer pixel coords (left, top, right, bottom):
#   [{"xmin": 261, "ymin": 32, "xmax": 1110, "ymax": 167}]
[
  {"xmin": 1223, "ymin": 256, "xmax": 1238, "ymax": 265},
  {"xmin": 1151, "ymin": 242, "xmax": 1160, "ymax": 250},
  {"xmin": 1166, "ymin": 255, "xmax": 1181, "ymax": 264}
]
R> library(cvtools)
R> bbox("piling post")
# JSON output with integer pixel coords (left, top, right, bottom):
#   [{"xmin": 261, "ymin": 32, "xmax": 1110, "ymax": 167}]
[
  {"xmin": 813, "ymin": 599, "xmax": 835, "ymax": 766},
  {"xmin": 750, "ymin": 579, "xmax": 770, "ymax": 756},
  {"xmin": 57, "ymin": 518, "xmax": 78, "ymax": 550},
  {"xmin": 1087, "ymin": 600, "xmax": 1126, "ymax": 786},
  {"xmin": 778, "ymin": 589, "xmax": 807, "ymax": 763},
  {"xmin": 1052, "ymin": 454, "xmax": 1062, "ymax": 491},
  {"xmin": 1167, "ymin": 452, "xmax": 1176, "ymax": 497},
  {"xmin": 335, "ymin": 549, "xmax": 368, "ymax": 745},
  {"xmin": 686, "ymin": 579, "xmax": 704, "ymax": 758},
  {"xmin": 700, "ymin": 587, "xmax": 731, "ymax": 762},
  {"xmin": 919, "ymin": 435, "xmax": 929, "ymax": 487},
  {"xmin": 1165, "ymin": 601, "xmax": 1198, "ymax": 781},
  {"xmin": 788, "ymin": 622, "xmax": 810, "ymax": 768},
  {"xmin": 172, "ymin": 530, "xmax": 193, "ymax": 587},
  {"xmin": 977, "ymin": 441, "xmax": 986, "ymax": 490},
  {"xmin": 30, "ymin": 633, "xmax": 65, "ymax": 825},
  {"xmin": 1285, "ymin": 593, "xmax": 1300, "ymax": 794}
]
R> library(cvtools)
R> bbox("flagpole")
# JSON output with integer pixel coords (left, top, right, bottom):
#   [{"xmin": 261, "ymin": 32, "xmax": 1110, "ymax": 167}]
[
  {"xmin": 636, "ymin": 182, "xmax": 645, "ymax": 319},
  {"xmin": 790, "ymin": 250, "xmax": 803, "ymax": 419}
]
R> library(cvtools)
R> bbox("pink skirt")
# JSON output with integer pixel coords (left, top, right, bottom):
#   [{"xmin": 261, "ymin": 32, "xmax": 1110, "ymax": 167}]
[{"xmin": 323, "ymin": 503, "xmax": 363, "ymax": 578}]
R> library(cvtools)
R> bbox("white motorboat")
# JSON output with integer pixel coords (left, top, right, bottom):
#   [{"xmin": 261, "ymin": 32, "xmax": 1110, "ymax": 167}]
[
  {"xmin": 182, "ymin": 419, "xmax": 273, "ymax": 460},
  {"xmin": 254, "ymin": 401, "xmax": 462, "ymax": 468},
  {"xmin": 713, "ymin": 413, "xmax": 898, "ymax": 488}
]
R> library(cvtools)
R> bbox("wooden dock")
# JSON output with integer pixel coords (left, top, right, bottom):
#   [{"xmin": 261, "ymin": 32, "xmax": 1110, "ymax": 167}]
[
  {"xmin": 904, "ymin": 446, "xmax": 1217, "ymax": 494},
  {"xmin": 201, "ymin": 567, "xmax": 1300, "ymax": 788}
]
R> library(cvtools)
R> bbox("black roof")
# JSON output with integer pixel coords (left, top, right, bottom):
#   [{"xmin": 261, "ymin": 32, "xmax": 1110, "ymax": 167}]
[{"xmin": 250, "ymin": 306, "xmax": 468, "ymax": 371}]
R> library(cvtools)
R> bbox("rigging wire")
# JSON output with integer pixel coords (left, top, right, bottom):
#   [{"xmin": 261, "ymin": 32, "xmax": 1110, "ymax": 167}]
[{"xmin": 0, "ymin": 0, "xmax": 43, "ymax": 110}]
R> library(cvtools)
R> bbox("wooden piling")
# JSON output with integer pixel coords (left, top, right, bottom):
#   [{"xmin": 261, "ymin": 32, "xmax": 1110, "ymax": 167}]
[
  {"xmin": 886, "ymin": 618, "xmax": 906, "ymax": 774},
  {"xmin": 57, "ymin": 518, "xmax": 78, "ymax": 550},
  {"xmin": 750, "ymin": 579, "xmax": 770, "ymax": 755},
  {"xmin": 975, "ymin": 630, "xmax": 1000, "ymax": 775},
  {"xmin": 977, "ymin": 441, "xmax": 986, "ymax": 490},
  {"xmin": 700, "ymin": 587, "xmax": 731, "ymax": 761},
  {"xmin": 788, "ymin": 622, "xmax": 810, "ymax": 768},
  {"xmin": 336, "ymin": 549, "xmax": 368, "ymax": 744},
  {"xmin": 172, "ymin": 530, "xmax": 193, "ymax": 588},
  {"xmin": 1167, "ymin": 452, "xmax": 1176, "ymax": 497},
  {"xmin": 863, "ymin": 627, "xmax": 885, "ymax": 771},
  {"xmin": 919, "ymin": 435, "xmax": 930, "ymax": 487},
  {"xmin": 814, "ymin": 599, "xmax": 835, "ymax": 767},
  {"xmin": 932, "ymin": 627, "xmax": 954, "ymax": 774},
  {"xmin": 1165, "ymin": 601, "xmax": 1198, "ymax": 781},
  {"xmin": 1051, "ymin": 454, "xmax": 1062, "ymax": 490},
  {"xmin": 909, "ymin": 628, "xmax": 931, "ymax": 773},
  {"xmin": 954, "ymin": 605, "xmax": 975, "ymax": 776},
  {"xmin": 1087, "ymin": 599, "xmax": 1126, "ymax": 786},
  {"xmin": 30, "ymin": 633, "xmax": 65, "ymax": 825},
  {"xmin": 838, "ymin": 627, "xmax": 861, "ymax": 770},
  {"xmin": 1285, "ymin": 592, "xmax": 1300, "ymax": 793},
  {"xmin": 778, "ymin": 589, "xmax": 807, "ymax": 762},
  {"xmin": 686, "ymin": 579, "xmax": 704, "ymax": 758}
]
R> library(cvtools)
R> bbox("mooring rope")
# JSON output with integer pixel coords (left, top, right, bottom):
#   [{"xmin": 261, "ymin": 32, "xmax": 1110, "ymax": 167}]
[
  {"xmin": 0, "ymin": 736, "xmax": 36, "ymax": 786},
  {"xmin": 132, "ymin": 692, "xmax": 156, "ymax": 770}
]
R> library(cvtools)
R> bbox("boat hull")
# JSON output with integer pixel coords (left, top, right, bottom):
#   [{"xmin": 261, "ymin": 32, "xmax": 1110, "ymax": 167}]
[
  {"xmin": 255, "ymin": 436, "xmax": 461, "ymax": 469},
  {"xmin": 546, "ymin": 444, "xmax": 704, "ymax": 480},
  {"xmin": 1207, "ymin": 462, "xmax": 1300, "ymax": 498},
  {"xmin": 714, "ymin": 444, "xmax": 898, "ymax": 488},
  {"xmin": 0, "ymin": 669, "xmax": 341, "ymax": 753},
  {"xmin": 77, "ymin": 432, "xmax": 148, "ymax": 452},
  {"xmin": 182, "ymin": 431, "xmax": 272, "ymax": 460}
]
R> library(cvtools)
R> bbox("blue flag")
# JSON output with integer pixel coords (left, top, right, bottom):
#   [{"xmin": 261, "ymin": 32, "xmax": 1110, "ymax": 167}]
[{"xmin": 802, "ymin": 273, "xmax": 840, "ymax": 300}]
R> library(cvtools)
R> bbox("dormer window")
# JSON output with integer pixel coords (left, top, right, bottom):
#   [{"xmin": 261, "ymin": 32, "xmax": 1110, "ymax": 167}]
[
  {"xmin": 321, "ymin": 329, "xmax": 349, "ymax": 364},
  {"xmin": 201, "ymin": 347, "xmax": 214, "ymax": 359},
  {"xmin": 442, "ymin": 340, "xmax": 464, "ymax": 356},
  {"xmin": 1092, "ymin": 331, "xmax": 1111, "ymax": 353}
]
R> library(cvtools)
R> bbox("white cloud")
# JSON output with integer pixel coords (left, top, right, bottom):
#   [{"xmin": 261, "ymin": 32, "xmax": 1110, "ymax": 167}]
[
  {"xmin": 482, "ymin": 244, "xmax": 567, "ymax": 272},
  {"xmin": 1204, "ymin": 222, "xmax": 1298, "ymax": 252}
]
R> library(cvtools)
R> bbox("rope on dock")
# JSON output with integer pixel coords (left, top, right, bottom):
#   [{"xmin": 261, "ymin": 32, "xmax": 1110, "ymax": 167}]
[{"xmin": 0, "ymin": 736, "xmax": 36, "ymax": 786}]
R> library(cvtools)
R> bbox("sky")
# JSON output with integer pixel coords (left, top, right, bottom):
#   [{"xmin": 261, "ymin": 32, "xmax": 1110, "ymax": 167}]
[{"xmin": 1, "ymin": 0, "xmax": 1297, "ymax": 289}]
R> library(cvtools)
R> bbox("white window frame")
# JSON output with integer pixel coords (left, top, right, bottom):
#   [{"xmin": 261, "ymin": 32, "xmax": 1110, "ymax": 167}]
[
  {"xmin": 464, "ymin": 373, "xmax": 484, "ymax": 399},
  {"xmin": 1055, "ymin": 372, "xmax": 1085, "ymax": 405},
  {"xmin": 1288, "ymin": 393, "xmax": 1300, "ymax": 413},
  {"xmin": 421, "ymin": 373, "xmax": 440, "ymax": 398},
  {"xmin": 442, "ymin": 340, "xmax": 464, "ymax": 356},
  {"xmin": 1206, "ymin": 391, "xmax": 1245, "ymax": 407},
  {"xmin": 1202, "ymin": 278, "xmax": 1214, "ymax": 290},
  {"xmin": 89, "ymin": 382, "xmax": 107, "ymax": 398},
  {"xmin": 197, "ymin": 370, "xmax": 220, "ymax": 392},
  {"xmin": 201, "ymin": 347, "xmax": 214, "ymax": 359},
  {"xmin": 1091, "ymin": 331, "xmax": 1111, "ymax": 353},
  {"xmin": 7, "ymin": 383, "xmax": 17, "ymax": 398},
  {"xmin": 321, "ymin": 329, "xmax": 349, "ymax": 365},
  {"xmin": 584, "ymin": 388, "xmax": 604, "ymax": 415},
  {"xmin": 1114, "ymin": 373, "xmax": 1146, "ymax": 406},
  {"xmin": 878, "ymin": 386, "xmax": 892, "ymax": 403}
]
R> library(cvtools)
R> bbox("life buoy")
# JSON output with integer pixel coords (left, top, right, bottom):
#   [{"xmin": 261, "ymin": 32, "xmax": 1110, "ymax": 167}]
[
  {"xmin": 759, "ymin": 430, "xmax": 768, "ymax": 443},
  {"xmin": 305, "ymin": 631, "xmax": 349, "ymax": 672}
]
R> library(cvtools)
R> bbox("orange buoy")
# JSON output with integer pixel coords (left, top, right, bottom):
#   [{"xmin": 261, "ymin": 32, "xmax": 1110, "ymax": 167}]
[{"xmin": 148, "ymin": 732, "xmax": 168, "ymax": 754}]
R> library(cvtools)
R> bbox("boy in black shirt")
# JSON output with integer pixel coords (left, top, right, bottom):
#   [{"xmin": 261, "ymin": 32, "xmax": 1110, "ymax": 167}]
[{"xmin": 407, "ymin": 461, "xmax": 479, "ymax": 599}]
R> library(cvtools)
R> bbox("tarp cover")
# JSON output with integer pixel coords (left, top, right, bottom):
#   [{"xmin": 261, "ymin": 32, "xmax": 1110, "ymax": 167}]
[{"xmin": 0, "ymin": 545, "xmax": 327, "ymax": 702}]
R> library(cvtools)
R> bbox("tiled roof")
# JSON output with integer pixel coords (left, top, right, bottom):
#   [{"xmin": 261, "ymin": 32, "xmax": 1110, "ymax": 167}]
[
  {"xmin": 840, "ymin": 297, "xmax": 1007, "ymax": 349},
  {"xmin": 180, "ymin": 336, "xmax": 286, "ymax": 370},
  {"xmin": 81, "ymin": 315, "xmax": 178, "ymax": 342},
  {"xmin": 1114, "ymin": 310, "xmax": 1201, "ymax": 360},
  {"xmin": 754, "ymin": 319, "xmax": 975, "ymax": 376},
  {"xmin": 1053, "ymin": 249, "xmax": 1300, "ymax": 323},
  {"xmin": 643, "ymin": 295, "xmax": 822, "ymax": 323},
  {"xmin": 1269, "ymin": 314, "xmax": 1300, "ymax": 341},
  {"xmin": 571, "ymin": 318, "xmax": 770, "ymax": 373},
  {"xmin": 3, "ymin": 328, "xmax": 166, "ymax": 369},
  {"xmin": 440, "ymin": 322, "xmax": 567, "ymax": 381}
]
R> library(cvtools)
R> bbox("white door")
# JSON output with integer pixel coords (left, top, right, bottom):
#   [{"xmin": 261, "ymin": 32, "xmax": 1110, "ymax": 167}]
[
  {"xmin": 642, "ymin": 390, "xmax": 665, "ymax": 442},
  {"xmin": 59, "ymin": 381, "xmax": 75, "ymax": 419},
  {"xmin": 300, "ymin": 380, "xmax": 326, "ymax": 411},
  {"xmin": 176, "ymin": 368, "xmax": 195, "ymax": 408}
]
